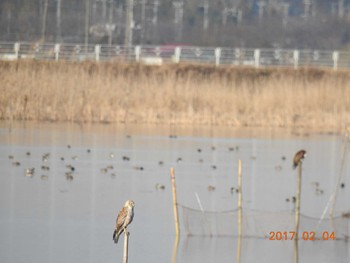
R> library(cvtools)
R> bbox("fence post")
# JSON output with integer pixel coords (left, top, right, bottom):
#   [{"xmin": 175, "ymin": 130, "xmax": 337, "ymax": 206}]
[
  {"xmin": 95, "ymin": 45, "xmax": 101, "ymax": 62},
  {"xmin": 174, "ymin": 46, "xmax": 181, "ymax": 63},
  {"xmin": 293, "ymin": 50, "xmax": 299, "ymax": 69},
  {"xmin": 215, "ymin": 48, "xmax": 221, "ymax": 66},
  {"xmin": 254, "ymin": 49, "xmax": 260, "ymax": 68},
  {"xmin": 54, "ymin": 44, "xmax": 60, "ymax": 61},
  {"xmin": 14, "ymin": 42, "xmax": 20, "ymax": 60},
  {"xmin": 135, "ymin": 45, "xmax": 141, "ymax": 62},
  {"xmin": 332, "ymin": 51, "xmax": 339, "ymax": 71}
]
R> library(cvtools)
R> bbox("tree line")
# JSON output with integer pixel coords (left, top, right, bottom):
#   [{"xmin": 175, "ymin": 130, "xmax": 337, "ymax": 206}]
[{"xmin": 0, "ymin": 0, "xmax": 349, "ymax": 49}]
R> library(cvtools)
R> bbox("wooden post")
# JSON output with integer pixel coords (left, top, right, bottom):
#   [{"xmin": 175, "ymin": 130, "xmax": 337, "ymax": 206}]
[
  {"xmin": 170, "ymin": 167, "xmax": 180, "ymax": 237},
  {"xmin": 294, "ymin": 162, "xmax": 302, "ymax": 240},
  {"xmin": 123, "ymin": 231, "xmax": 130, "ymax": 263}
]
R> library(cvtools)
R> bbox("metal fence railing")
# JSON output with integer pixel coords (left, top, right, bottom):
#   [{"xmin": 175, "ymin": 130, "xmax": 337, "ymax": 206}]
[{"xmin": 0, "ymin": 42, "xmax": 349, "ymax": 70}]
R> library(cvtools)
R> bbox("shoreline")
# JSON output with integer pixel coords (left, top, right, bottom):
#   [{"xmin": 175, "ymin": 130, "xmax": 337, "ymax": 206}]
[{"xmin": 1, "ymin": 120, "xmax": 345, "ymax": 140}]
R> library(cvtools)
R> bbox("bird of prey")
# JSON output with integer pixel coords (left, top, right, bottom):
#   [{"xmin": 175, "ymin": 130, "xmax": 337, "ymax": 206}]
[
  {"xmin": 293, "ymin": 150, "xmax": 307, "ymax": 169},
  {"xmin": 113, "ymin": 200, "xmax": 135, "ymax": 244}
]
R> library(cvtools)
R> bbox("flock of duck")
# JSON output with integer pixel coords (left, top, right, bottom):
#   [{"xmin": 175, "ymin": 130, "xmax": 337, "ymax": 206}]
[
  {"xmin": 7, "ymin": 136, "xmax": 246, "ymax": 194},
  {"xmin": 6, "ymin": 137, "xmax": 346, "ymax": 199},
  {"xmin": 8, "ymin": 144, "xmax": 147, "ymax": 183}
]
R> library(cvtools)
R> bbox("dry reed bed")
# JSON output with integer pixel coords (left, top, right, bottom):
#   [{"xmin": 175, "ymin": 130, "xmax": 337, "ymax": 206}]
[{"xmin": 1, "ymin": 60, "xmax": 350, "ymax": 129}]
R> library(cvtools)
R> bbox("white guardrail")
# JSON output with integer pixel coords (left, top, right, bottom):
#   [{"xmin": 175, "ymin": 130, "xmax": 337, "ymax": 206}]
[{"xmin": 1, "ymin": 42, "xmax": 350, "ymax": 69}]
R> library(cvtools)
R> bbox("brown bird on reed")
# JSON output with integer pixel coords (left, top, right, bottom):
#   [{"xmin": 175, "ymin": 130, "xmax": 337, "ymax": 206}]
[
  {"xmin": 113, "ymin": 200, "xmax": 135, "ymax": 244},
  {"xmin": 293, "ymin": 150, "xmax": 307, "ymax": 169}
]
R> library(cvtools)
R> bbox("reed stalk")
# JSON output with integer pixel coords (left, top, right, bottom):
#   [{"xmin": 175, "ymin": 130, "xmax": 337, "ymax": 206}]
[{"xmin": 1, "ymin": 61, "xmax": 350, "ymax": 129}]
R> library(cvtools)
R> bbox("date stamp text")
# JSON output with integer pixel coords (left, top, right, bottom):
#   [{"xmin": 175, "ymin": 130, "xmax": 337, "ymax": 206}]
[{"xmin": 269, "ymin": 231, "xmax": 335, "ymax": 241}]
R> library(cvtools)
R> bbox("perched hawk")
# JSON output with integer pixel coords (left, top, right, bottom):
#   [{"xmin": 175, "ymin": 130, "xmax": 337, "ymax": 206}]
[
  {"xmin": 293, "ymin": 150, "xmax": 307, "ymax": 169},
  {"xmin": 113, "ymin": 200, "xmax": 135, "ymax": 244}
]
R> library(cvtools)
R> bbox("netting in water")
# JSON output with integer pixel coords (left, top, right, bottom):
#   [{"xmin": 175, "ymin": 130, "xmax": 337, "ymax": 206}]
[{"xmin": 180, "ymin": 204, "xmax": 349, "ymax": 240}]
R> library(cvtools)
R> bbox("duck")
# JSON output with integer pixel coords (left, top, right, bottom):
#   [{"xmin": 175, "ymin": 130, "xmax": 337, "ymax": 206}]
[
  {"xmin": 207, "ymin": 185, "xmax": 216, "ymax": 191},
  {"xmin": 25, "ymin": 168, "xmax": 35, "ymax": 177},
  {"xmin": 42, "ymin": 153, "xmax": 50, "ymax": 162},
  {"xmin": 155, "ymin": 183, "xmax": 165, "ymax": 190}
]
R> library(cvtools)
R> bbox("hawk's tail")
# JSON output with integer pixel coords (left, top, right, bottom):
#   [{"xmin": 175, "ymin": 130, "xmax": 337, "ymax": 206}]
[{"xmin": 113, "ymin": 230, "xmax": 118, "ymax": 243}]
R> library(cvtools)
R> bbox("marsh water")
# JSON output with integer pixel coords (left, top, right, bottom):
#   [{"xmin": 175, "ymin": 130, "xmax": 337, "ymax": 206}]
[{"xmin": 0, "ymin": 121, "xmax": 349, "ymax": 263}]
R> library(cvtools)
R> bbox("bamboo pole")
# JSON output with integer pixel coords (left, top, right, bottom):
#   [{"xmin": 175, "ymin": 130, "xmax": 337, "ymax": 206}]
[
  {"xmin": 236, "ymin": 160, "xmax": 242, "ymax": 263},
  {"xmin": 123, "ymin": 231, "xmax": 129, "ymax": 263},
  {"xmin": 294, "ymin": 237, "xmax": 299, "ymax": 263},
  {"xmin": 236, "ymin": 234, "xmax": 242, "ymax": 263},
  {"xmin": 171, "ymin": 235, "xmax": 179, "ymax": 263},
  {"xmin": 170, "ymin": 167, "xmax": 180, "ymax": 237},
  {"xmin": 237, "ymin": 160, "xmax": 243, "ymax": 238},
  {"xmin": 170, "ymin": 168, "xmax": 180, "ymax": 236},
  {"xmin": 294, "ymin": 162, "xmax": 302, "ymax": 240}
]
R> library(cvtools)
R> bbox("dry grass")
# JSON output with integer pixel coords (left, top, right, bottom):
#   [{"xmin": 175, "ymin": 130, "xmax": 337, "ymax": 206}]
[{"xmin": 1, "ymin": 60, "xmax": 350, "ymax": 130}]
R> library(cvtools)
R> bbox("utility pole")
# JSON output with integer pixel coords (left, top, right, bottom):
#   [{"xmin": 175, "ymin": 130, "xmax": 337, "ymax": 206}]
[
  {"xmin": 92, "ymin": 0, "xmax": 97, "ymax": 24},
  {"xmin": 116, "ymin": 4, "xmax": 123, "ymax": 39},
  {"xmin": 7, "ymin": 10, "xmax": 11, "ymax": 37},
  {"xmin": 41, "ymin": 0, "xmax": 49, "ymax": 41},
  {"xmin": 222, "ymin": 7, "xmax": 228, "ymax": 25},
  {"xmin": 152, "ymin": 0, "xmax": 159, "ymax": 25},
  {"xmin": 140, "ymin": 0, "xmax": 146, "ymax": 44},
  {"xmin": 85, "ymin": 0, "xmax": 90, "ymax": 53},
  {"xmin": 173, "ymin": 1, "xmax": 183, "ymax": 42},
  {"xmin": 108, "ymin": 0, "xmax": 114, "ymax": 46},
  {"xmin": 151, "ymin": 0, "xmax": 159, "ymax": 42},
  {"xmin": 56, "ymin": 0, "xmax": 62, "ymax": 42},
  {"xmin": 102, "ymin": 0, "xmax": 107, "ymax": 21},
  {"xmin": 281, "ymin": 2, "xmax": 289, "ymax": 28},
  {"xmin": 303, "ymin": 0, "xmax": 311, "ymax": 19},
  {"xmin": 125, "ymin": 0, "xmax": 134, "ymax": 47},
  {"xmin": 257, "ymin": 0, "xmax": 265, "ymax": 20},
  {"xmin": 203, "ymin": 0, "xmax": 209, "ymax": 31}
]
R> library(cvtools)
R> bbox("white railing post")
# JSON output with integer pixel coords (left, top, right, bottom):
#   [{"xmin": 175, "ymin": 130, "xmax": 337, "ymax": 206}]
[
  {"xmin": 174, "ymin": 46, "xmax": 181, "ymax": 63},
  {"xmin": 14, "ymin": 42, "xmax": 20, "ymax": 60},
  {"xmin": 54, "ymin": 44, "xmax": 60, "ymax": 61},
  {"xmin": 215, "ymin": 48, "xmax": 221, "ymax": 66},
  {"xmin": 135, "ymin": 45, "xmax": 141, "ymax": 62},
  {"xmin": 233, "ymin": 48, "xmax": 240, "ymax": 65},
  {"xmin": 332, "ymin": 51, "xmax": 339, "ymax": 71},
  {"xmin": 95, "ymin": 45, "xmax": 101, "ymax": 62},
  {"xmin": 254, "ymin": 49, "xmax": 260, "ymax": 68},
  {"xmin": 2, "ymin": 43, "xmax": 346, "ymax": 70},
  {"xmin": 293, "ymin": 50, "xmax": 299, "ymax": 69}
]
